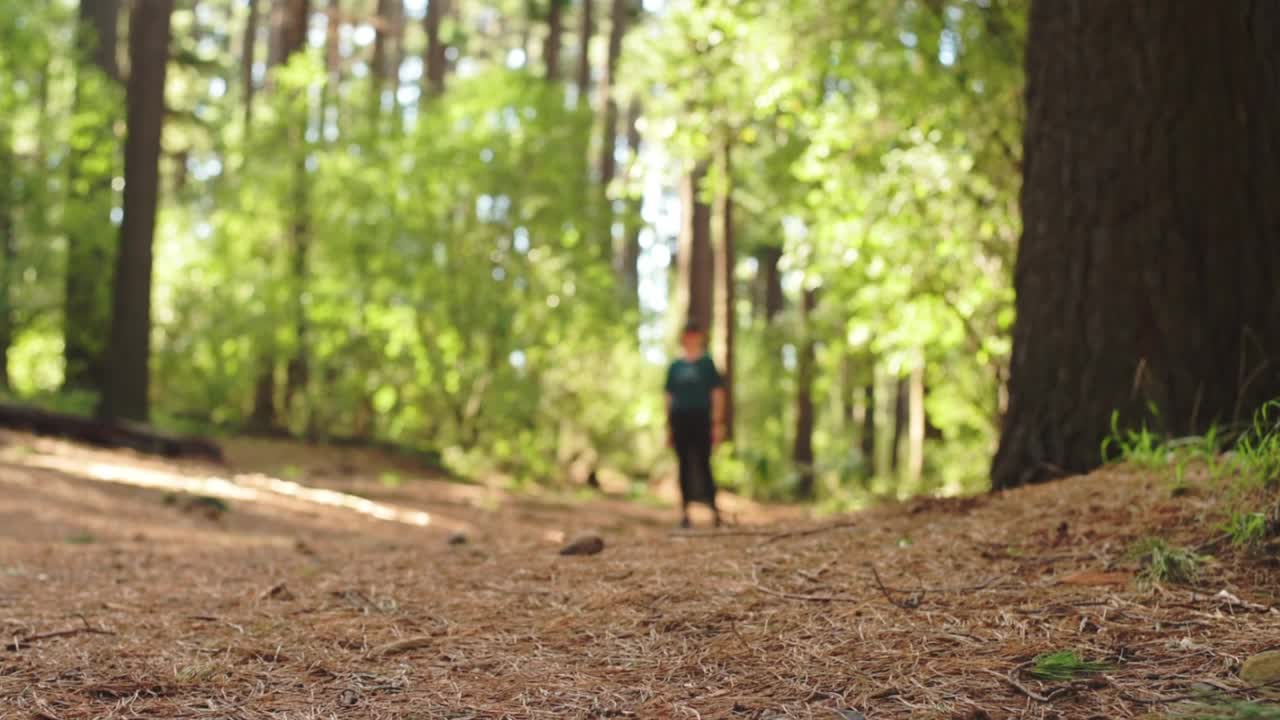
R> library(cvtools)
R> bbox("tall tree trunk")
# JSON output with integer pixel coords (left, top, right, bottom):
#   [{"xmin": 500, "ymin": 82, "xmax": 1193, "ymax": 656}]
[
  {"xmin": 423, "ymin": 0, "xmax": 449, "ymax": 98},
  {"xmin": 715, "ymin": 140, "xmax": 736, "ymax": 442},
  {"xmin": 992, "ymin": 2, "xmax": 1280, "ymax": 490},
  {"xmin": 280, "ymin": 0, "xmax": 312, "ymax": 419},
  {"xmin": 372, "ymin": 0, "xmax": 402, "ymax": 95},
  {"xmin": 323, "ymin": 0, "xmax": 344, "ymax": 134},
  {"xmin": 757, "ymin": 245, "xmax": 784, "ymax": 322},
  {"xmin": 242, "ymin": 0, "xmax": 260, "ymax": 130},
  {"xmin": 543, "ymin": 0, "xmax": 564, "ymax": 82},
  {"xmin": 0, "ymin": 124, "xmax": 14, "ymax": 390},
  {"xmin": 677, "ymin": 160, "xmax": 713, "ymax": 330},
  {"xmin": 861, "ymin": 381, "xmax": 876, "ymax": 477},
  {"xmin": 906, "ymin": 362, "xmax": 925, "ymax": 489},
  {"xmin": 619, "ymin": 99, "xmax": 642, "ymax": 301},
  {"xmin": 100, "ymin": 0, "xmax": 175, "ymax": 423},
  {"xmin": 63, "ymin": 0, "xmax": 122, "ymax": 393},
  {"xmin": 575, "ymin": 0, "xmax": 593, "ymax": 104},
  {"xmin": 596, "ymin": 0, "xmax": 625, "ymax": 188},
  {"xmin": 890, "ymin": 377, "xmax": 907, "ymax": 474},
  {"xmin": 793, "ymin": 287, "xmax": 817, "ymax": 498}
]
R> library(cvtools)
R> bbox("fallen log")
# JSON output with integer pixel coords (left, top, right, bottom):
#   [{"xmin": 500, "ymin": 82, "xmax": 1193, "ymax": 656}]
[{"xmin": 0, "ymin": 403, "xmax": 224, "ymax": 463}]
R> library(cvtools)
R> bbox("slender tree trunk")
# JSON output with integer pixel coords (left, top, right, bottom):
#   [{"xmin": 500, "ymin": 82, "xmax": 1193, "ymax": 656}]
[
  {"xmin": 423, "ymin": 0, "xmax": 449, "ymax": 98},
  {"xmin": 100, "ymin": 0, "xmax": 175, "ymax": 423},
  {"xmin": 890, "ymin": 377, "xmax": 907, "ymax": 474},
  {"xmin": 715, "ymin": 140, "xmax": 736, "ymax": 442},
  {"xmin": 618, "ymin": 99, "xmax": 642, "ymax": 300},
  {"xmin": 544, "ymin": 0, "xmax": 564, "ymax": 81},
  {"xmin": 372, "ymin": 0, "xmax": 392, "ymax": 113},
  {"xmin": 242, "ymin": 0, "xmax": 260, "ymax": 130},
  {"xmin": 575, "ymin": 0, "xmax": 594, "ymax": 104},
  {"xmin": 64, "ymin": 0, "xmax": 122, "ymax": 393},
  {"xmin": 0, "ymin": 124, "xmax": 14, "ymax": 390},
  {"xmin": 323, "ymin": 0, "xmax": 343, "ymax": 134},
  {"xmin": 906, "ymin": 362, "xmax": 925, "ymax": 488},
  {"xmin": 280, "ymin": 0, "xmax": 312, "ymax": 419},
  {"xmin": 861, "ymin": 381, "xmax": 876, "ymax": 477},
  {"xmin": 794, "ymin": 287, "xmax": 817, "ymax": 498},
  {"xmin": 992, "ymin": 2, "xmax": 1280, "ymax": 489},
  {"xmin": 758, "ymin": 245, "xmax": 783, "ymax": 321},
  {"xmin": 596, "ymin": 0, "xmax": 625, "ymax": 188},
  {"xmin": 677, "ymin": 160, "xmax": 713, "ymax": 330},
  {"xmin": 267, "ymin": 0, "xmax": 286, "ymax": 69}
]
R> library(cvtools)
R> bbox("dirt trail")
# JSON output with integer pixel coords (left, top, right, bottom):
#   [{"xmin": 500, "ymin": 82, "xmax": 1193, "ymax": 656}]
[{"xmin": 1, "ymin": 431, "xmax": 1277, "ymax": 719}]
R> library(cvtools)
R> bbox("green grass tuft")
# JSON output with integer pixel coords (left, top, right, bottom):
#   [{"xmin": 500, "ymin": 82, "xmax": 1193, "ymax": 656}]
[
  {"xmin": 1222, "ymin": 511, "xmax": 1270, "ymax": 547},
  {"xmin": 1130, "ymin": 537, "xmax": 1201, "ymax": 587},
  {"xmin": 1028, "ymin": 650, "xmax": 1113, "ymax": 681}
]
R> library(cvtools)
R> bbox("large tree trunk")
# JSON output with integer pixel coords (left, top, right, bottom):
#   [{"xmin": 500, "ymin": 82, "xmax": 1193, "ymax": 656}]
[
  {"xmin": 63, "ymin": 0, "xmax": 122, "ymax": 393},
  {"xmin": 423, "ymin": 0, "xmax": 449, "ymax": 99},
  {"xmin": 715, "ymin": 140, "xmax": 736, "ymax": 442},
  {"xmin": 677, "ymin": 160, "xmax": 713, "ymax": 330},
  {"xmin": 543, "ymin": 0, "xmax": 564, "ymax": 82},
  {"xmin": 100, "ymin": 0, "xmax": 175, "ymax": 423},
  {"xmin": 992, "ymin": 2, "xmax": 1280, "ymax": 490},
  {"xmin": 793, "ymin": 287, "xmax": 817, "ymax": 498}
]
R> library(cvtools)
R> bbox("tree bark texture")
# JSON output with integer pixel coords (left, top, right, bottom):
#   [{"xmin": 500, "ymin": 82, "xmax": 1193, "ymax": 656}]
[
  {"xmin": 716, "ymin": 141, "xmax": 736, "ymax": 442},
  {"xmin": 677, "ymin": 160, "xmax": 713, "ymax": 331},
  {"xmin": 423, "ymin": 0, "xmax": 449, "ymax": 97},
  {"xmin": 100, "ymin": 0, "xmax": 175, "ymax": 423},
  {"xmin": 793, "ymin": 287, "xmax": 817, "ymax": 498},
  {"xmin": 757, "ymin": 245, "xmax": 783, "ymax": 322},
  {"xmin": 543, "ymin": 0, "xmax": 564, "ymax": 82},
  {"xmin": 992, "ymin": 2, "xmax": 1280, "ymax": 489},
  {"xmin": 576, "ymin": 0, "xmax": 594, "ymax": 104}
]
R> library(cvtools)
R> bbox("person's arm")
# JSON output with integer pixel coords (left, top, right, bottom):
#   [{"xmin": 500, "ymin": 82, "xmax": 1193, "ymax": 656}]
[
  {"xmin": 665, "ymin": 392, "xmax": 674, "ymax": 447},
  {"xmin": 664, "ymin": 364, "xmax": 675, "ymax": 447},
  {"xmin": 711, "ymin": 387, "xmax": 726, "ymax": 445},
  {"xmin": 705, "ymin": 356, "xmax": 726, "ymax": 444}
]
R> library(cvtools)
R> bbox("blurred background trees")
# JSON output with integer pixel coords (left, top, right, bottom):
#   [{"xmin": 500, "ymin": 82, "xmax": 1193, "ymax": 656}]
[{"xmin": 0, "ymin": 0, "xmax": 1026, "ymax": 505}]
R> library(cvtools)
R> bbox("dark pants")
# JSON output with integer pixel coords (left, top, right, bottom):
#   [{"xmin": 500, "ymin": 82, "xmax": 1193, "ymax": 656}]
[{"xmin": 670, "ymin": 409, "xmax": 716, "ymax": 508}]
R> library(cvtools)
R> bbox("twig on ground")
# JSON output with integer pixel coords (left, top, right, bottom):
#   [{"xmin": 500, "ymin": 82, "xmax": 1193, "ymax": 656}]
[
  {"xmin": 6, "ymin": 625, "xmax": 116, "ymax": 651},
  {"xmin": 749, "ymin": 568, "xmax": 859, "ymax": 604},
  {"xmin": 760, "ymin": 520, "xmax": 858, "ymax": 544},
  {"xmin": 979, "ymin": 668, "xmax": 1054, "ymax": 703},
  {"xmin": 867, "ymin": 564, "xmax": 919, "ymax": 610},
  {"xmin": 367, "ymin": 635, "xmax": 433, "ymax": 658}
]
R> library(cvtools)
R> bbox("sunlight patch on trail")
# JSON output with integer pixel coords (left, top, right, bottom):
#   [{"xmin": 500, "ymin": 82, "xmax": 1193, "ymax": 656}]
[{"xmin": 22, "ymin": 455, "xmax": 437, "ymax": 529}]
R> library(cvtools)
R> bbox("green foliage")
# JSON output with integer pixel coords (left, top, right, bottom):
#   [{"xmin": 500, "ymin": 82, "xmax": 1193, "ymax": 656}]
[
  {"xmin": 1028, "ymin": 650, "xmax": 1112, "ymax": 682},
  {"xmin": 1233, "ymin": 400, "xmax": 1280, "ymax": 490},
  {"xmin": 1102, "ymin": 409, "xmax": 1167, "ymax": 469},
  {"xmin": 1222, "ymin": 511, "xmax": 1270, "ymax": 548},
  {"xmin": 1130, "ymin": 538, "xmax": 1202, "ymax": 588},
  {"xmin": 1, "ymin": 0, "xmax": 1030, "ymax": 500}
]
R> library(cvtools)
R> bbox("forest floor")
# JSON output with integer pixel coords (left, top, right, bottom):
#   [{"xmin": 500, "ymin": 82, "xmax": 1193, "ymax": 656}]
[{"xmin": 1, "ymin": 430, "xmax": 1278, "ymax": 719}]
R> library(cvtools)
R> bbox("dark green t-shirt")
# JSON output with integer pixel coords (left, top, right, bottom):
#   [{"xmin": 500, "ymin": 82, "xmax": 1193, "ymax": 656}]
[{"xmin": 665, "ymin": 354, "xmax": 723, "ymax": 412}]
